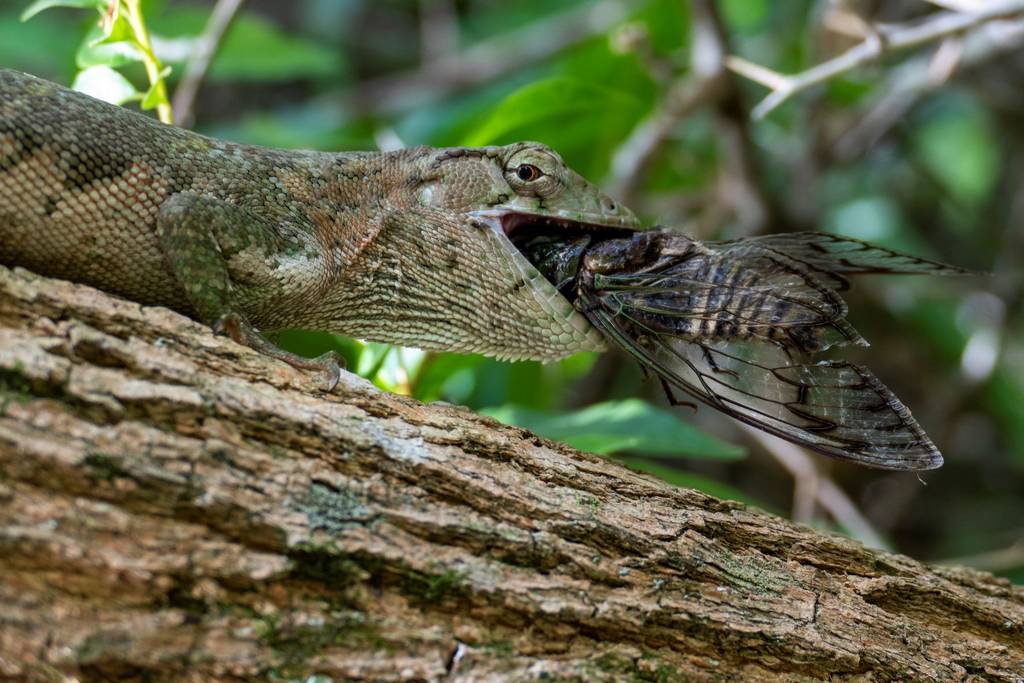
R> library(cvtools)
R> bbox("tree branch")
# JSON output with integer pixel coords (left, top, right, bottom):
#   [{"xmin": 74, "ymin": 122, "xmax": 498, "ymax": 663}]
[
  {"xmin": 834, "ymin": 16, "xmax": 1024, "ymax": 159},
  {"xmin": 418, "ymin": 0, "xmax": 459, "ymax": 63},
  {"xmin": 727, "ymin": 0, "xmax": 1024, "ymax": 119},
  {"xmin": 609, "ymin": 0, "xmax": 779, "ymax": 233},
  {"xmin": 170, "ymin": 0, "xmax": 245, "ymax": 128},
  {"xmin": 1, "ymin": 265, "xmax": 1022, "ymax": 680}
]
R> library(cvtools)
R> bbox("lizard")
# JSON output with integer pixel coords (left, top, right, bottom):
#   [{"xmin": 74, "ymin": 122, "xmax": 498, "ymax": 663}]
[{"xmin": 0, "ymin": 69, "xmax": 639, "ymax": 390}]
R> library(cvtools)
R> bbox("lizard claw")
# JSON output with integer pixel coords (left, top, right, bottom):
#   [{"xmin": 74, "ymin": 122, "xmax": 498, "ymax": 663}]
[
  {"xmin": 314, "ymin": 351, "xmax": 343, "ymax": 393},
  {"xmin": 212, "ymin": 311, "xmax": 245, "ymax": 339}
]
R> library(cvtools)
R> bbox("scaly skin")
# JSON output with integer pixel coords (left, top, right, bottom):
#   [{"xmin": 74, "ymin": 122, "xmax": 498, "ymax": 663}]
[{"xmin": 0, "ymin": 70, "xmax": 638, "ymax": 386}]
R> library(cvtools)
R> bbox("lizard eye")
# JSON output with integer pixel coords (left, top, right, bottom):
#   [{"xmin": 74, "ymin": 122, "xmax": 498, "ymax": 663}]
[{"xmin": 515, "ymin": 164, "xmax": 543, "ymax": 182}]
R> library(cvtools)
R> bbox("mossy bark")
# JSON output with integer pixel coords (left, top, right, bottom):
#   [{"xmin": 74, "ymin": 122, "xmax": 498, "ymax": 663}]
[{"xmin": 1, "ymin": 265, "xmax": 1022, "ymax": 682}]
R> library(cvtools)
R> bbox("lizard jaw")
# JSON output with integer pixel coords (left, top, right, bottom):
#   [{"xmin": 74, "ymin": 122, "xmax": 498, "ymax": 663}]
[
  {"xmin": 500, "ymin": 210, "xmax": 638, "ymax": 237},
  {"xmin": 466, "ymin": 208, "xmax": 638, "ymax": 360},
  {"xmin": 469, "ymin": 208, "xmax": 638, "ymax": 241},
  {"xmin": 467, "ymin": 208, "xmax": 637, "ymax": 282}
]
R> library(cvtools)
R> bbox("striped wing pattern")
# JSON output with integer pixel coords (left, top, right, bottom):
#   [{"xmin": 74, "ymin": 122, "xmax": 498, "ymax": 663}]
[{"xmin": 574, "ymin": 231, "xmax": 965, "ymax": 470}]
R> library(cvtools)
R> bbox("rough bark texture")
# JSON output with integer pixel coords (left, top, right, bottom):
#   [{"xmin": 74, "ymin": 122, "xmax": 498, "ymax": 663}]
[{"xmin": 0, "ymin": 265, "xmax": 1022, "ymax": 683}]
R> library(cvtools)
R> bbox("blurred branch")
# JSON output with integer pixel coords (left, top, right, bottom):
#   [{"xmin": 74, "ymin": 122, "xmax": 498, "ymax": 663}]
[
  {"xmin": 727, "ymin": 0, "xmax": 1024, "ymax": 119},
  {"xmin": 610, "ymin": 0, "xmax": 730, "ymax": 203},
  {"xmin": 835, "ymin": 16, "xmax": 1024, "ymax": 159},
  {"xmin": 171, "ymin": 0, "xmax": 245, "ymax": 127},
  {"xmin": 419, "ymin": 0, "xmax": 459, "ymax": 63},
  {"xmin": 609, "ymin": 0, "xmax": 778, "ymax": 234},
  {"xmin": 923, "ymin": 0, "xmax": 990, "ymax": 11},
  {"xmin": 994, "ymin": 153, "xmax": 1024, "ymax": 312},
  {"xmin": 739, "ymin": 424, "xmax": 890, "ymax": 550},
  {"xmin": 938, "ymin": 539, "xmax": 1024, "ymax": 573},
  {"xmin": 323, "ymin": 0, "xmax": 629, "ymax": 120}
]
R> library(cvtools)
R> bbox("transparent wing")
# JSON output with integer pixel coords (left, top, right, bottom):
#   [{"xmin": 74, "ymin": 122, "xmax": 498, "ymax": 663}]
[
  {"xmin": 709, "ymin": 232, "xmax": 972, "ymax": 290},
  {"xmin": 583, "ymin": 295, "xmax": 942, "ymax": 471},
  {"xmin": 591, "ymin": 237, "xmax": 864, "ymax": 352}
]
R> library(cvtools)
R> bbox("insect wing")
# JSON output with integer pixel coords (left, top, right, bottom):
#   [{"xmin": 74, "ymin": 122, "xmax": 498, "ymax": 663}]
[
  {"xmin": 582, "ymin": 296, "xmax": 942, "ymax": 471},
  {"xmin": 710, "ymin": 232, "xmax": 971, "ymax": 290}
]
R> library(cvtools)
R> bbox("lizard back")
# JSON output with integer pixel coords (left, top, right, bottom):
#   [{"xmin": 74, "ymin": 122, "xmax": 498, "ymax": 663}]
[{"xmin": 0, "ymin": 69, "xmax": 369, "ymax": 317}]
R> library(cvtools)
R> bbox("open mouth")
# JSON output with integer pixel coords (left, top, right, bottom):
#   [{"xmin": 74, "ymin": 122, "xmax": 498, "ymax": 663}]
[
  {"xmin": 499, "ymin": 211, "xmax": 636, "ymax": 250},
  {"xmin": 496, "ymin": 211, "xmax": 637, "ymax": 304}
]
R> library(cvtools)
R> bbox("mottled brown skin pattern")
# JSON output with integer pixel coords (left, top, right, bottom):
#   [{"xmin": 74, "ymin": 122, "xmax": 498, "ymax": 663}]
[{"xmin": 0, "ymin": 69, "xmax": 637, "ymax": 384}]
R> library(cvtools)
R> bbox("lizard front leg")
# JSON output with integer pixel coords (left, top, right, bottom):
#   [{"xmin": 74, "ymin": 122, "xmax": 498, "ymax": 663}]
[{"xmin": 156, "ymin": 192, "xmax": 343, "ymax": 391}]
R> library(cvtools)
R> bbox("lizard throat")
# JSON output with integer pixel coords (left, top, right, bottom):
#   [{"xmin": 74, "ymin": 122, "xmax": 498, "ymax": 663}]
[{"xmin": 464, "ymin": 207, "xmax": 636, "ymax": 359}]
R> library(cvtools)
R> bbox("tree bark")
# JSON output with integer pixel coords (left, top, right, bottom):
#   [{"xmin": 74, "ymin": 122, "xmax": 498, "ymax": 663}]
[{"xmin": 0, "ymin": 265, "xmax": 1021, "ymax": 682}]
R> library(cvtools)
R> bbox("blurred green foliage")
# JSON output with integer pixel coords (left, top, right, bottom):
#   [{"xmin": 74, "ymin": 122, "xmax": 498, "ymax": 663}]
[
  {"xmin": 4, "ymin": 0, "xmax": 1021, "ymax": 581},
  {"xmin": 484, "ymin": 399, "xmax": 745, "ymax": 459},
  {"xmin": 23, "ymin": 0, "xmax": 174, "ymax": 119}
]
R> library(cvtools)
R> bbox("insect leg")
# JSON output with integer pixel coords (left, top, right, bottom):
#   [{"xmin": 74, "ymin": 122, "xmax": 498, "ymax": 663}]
[{"xmin": 660, "ymin": 377, "xmax": 699, "ymax": 412}]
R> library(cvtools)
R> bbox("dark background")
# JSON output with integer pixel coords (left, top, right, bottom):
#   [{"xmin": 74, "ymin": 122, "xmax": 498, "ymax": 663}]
[{"xmin": 3, "ymin": 0, "xmax": 1022, "ymax": 580}]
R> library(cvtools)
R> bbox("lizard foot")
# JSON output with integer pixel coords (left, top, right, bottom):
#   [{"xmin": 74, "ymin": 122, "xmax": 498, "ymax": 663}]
[
  {"xmin": 213, "ymin": 312, "xmax": 345, "ymax": 392},
  {"xmin": 311, "ymin": 352, "xmax": 343, "ymax": 392}
]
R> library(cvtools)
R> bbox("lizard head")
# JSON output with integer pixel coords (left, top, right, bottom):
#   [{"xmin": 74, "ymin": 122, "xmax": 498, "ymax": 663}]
[{"xmin": 378, "ymin": 141, "xmax": 639, "ymax": 361}]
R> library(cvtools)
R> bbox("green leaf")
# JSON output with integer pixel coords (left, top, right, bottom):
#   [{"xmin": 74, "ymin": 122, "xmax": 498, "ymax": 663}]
[
  {"xmin": 0, "ymin": 10, "xmax": 79, "ymax": 73},
  {"xmin": 984, "ymin": 370, "xmax": 1024, "ymax": 468},
  {"xmin": 140, "ymin": 65, "xmax": 171, "ymax": 110},
  {"xmin": 463, "ymin": 77, "xmax": 650, "ymax": 178},
  {"xmin": 825, "ymin": 196, "xmax": 902, "ymax": 243},
  {"xmin": 215, "ymin": 13, "xmax": 344, "ymax": 81},
  {"xmin": 411, "ymin": 353, "xmax": 485, "ymax": 403},
  {"xmin": 483, "ymin": 399, "xmax": 745, "ymax": 460},
  {"xmin": 464, "ymin": 77, "xmax": 644, "ymax": 146},
  {"xmin": 354, "ymin": 343, "xmax": 395, "ymax": 385},
  {"xmin": 20, "ymin": 0, "xmax": 104, "ymax": 22},
  {"xmin": 825, "ymin": 77, "xmax": 873, "ymax": 107},
  {"xmin": 149, "ymin": 7, "xmax": 344, "ymax": 82},
  {"xmin": 76, "ymin": 24, "xmax": 145, "ymax": 68},
  {"xmin": 70, "ymin": 64, "xmax": 140, "ymax": 105},
  {"xmin": 634, "ymin": 0, "xmax": 689, "ymax": 53},
  {"xmin": 90, "ymin": 1, "xmax": 135, "ymax": 46},
  {"xmin": 906, "ymin": 298, "xmax": 970, "ymax": 365},
  {"xmin": 824, "ymin": 196, "xmax": 950, "ymax": 267},
  {"xmin": 460, "ymin": 0, "xmax": 589, "ymax": 43},
  {"xmin": 78, "ymin": 38, "xmax": 145, "ymax": 68},
  {"xmin": 720, "ymin": 0, "xmax": 768, "ymax": 32}
]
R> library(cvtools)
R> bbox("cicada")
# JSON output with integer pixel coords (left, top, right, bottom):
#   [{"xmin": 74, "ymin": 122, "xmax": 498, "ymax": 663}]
[{"xmin": 522, "ymin": 229, "xmax": 969, "ymax": 471}]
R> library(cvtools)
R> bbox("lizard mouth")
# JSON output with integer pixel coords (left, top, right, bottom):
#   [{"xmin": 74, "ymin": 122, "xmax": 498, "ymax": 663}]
[
  {"xmin": 464, "ymin": 207, "xmax": 634, "ymax": 358},
  {"xmin": 498, "ymin": 211, "xmax": 636, "ymax": 303},
  {"xmin": 499, "ymin": 211, "xmax": 637, "ymax": 247}
]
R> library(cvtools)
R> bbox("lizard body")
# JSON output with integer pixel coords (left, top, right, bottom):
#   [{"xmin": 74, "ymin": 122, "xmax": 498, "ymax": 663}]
[{"xmin": 0, "ymin": 69, "xmax": 637, "ymax": 383}]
